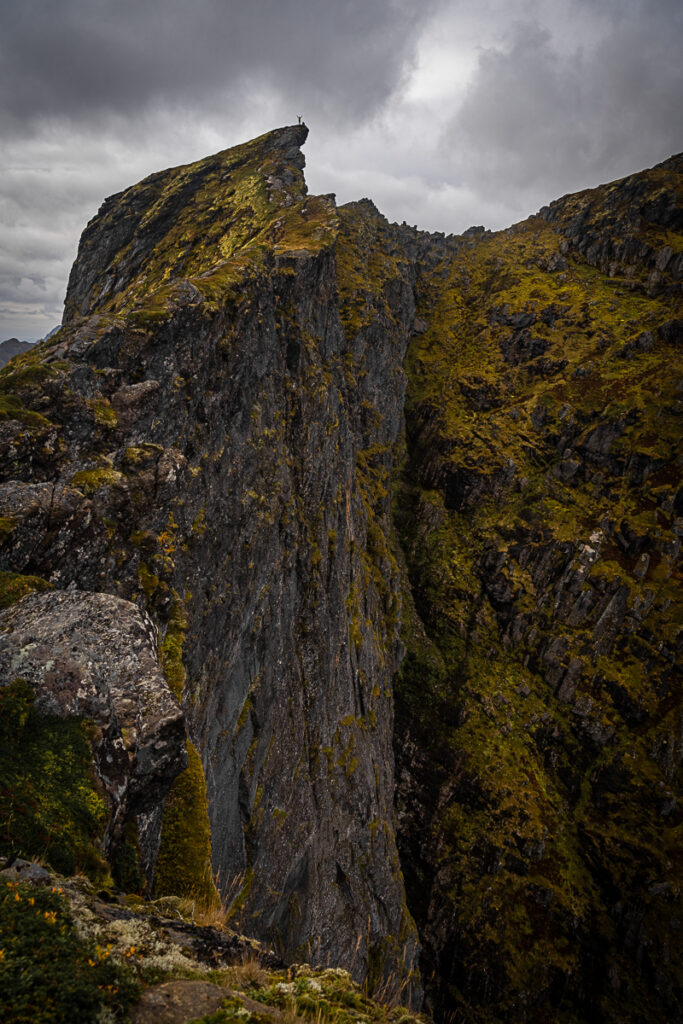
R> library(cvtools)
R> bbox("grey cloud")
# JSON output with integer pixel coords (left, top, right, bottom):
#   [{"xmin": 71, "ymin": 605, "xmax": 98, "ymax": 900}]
[
  {"xmin": 447, "ymin": 2, "xmax": 683, "ymax": 204},
  {"xmin": 0, "ymin": 0, "xmax": 440, "ymax": 338},
  {"xmin": 2, "ymin": 0, "xmax": 681, "ymax": 340},
  {"xmin": 0, "ymin": 0, "xmax": 436, "ymax": 133}
]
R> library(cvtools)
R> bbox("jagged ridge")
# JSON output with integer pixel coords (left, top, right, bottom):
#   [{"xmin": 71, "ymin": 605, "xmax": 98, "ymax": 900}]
[{"xmin": 0, "ymin": 128, "xmax": 680, "ymax": 1023}]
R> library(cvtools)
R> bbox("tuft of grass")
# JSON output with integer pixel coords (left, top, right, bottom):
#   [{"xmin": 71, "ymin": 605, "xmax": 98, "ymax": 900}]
[{"xmin": 224, "ymin": 950, "xmax": 269, "ymax": 991}]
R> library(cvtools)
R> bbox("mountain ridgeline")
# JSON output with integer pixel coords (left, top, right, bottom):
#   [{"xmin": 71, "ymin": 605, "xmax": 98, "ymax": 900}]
[{"xmin": 0, "ymin": 126, "xmax": 680, "ymax": 1023}]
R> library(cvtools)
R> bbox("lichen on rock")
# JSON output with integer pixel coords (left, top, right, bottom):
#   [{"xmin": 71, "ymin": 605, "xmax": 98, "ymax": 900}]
[{"xmin": 0, "ymin": 590, "xmax": 186, "ymax": 889}]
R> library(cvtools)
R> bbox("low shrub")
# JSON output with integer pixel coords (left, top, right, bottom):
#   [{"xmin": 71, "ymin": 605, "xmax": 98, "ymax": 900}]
[{"xmin": 0, "ymin": 878, "xmax": 139, "ymax": 1024}]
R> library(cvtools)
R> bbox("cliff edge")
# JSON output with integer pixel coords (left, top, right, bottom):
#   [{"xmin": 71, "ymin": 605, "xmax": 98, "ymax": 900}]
[{"xmin": 0, "ymin": 128, "xmax": 680, "ymax": 1023}]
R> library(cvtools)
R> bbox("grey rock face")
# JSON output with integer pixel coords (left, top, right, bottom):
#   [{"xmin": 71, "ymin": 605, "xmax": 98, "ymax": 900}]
[
  {"xmin": 0, "ymin": 590, "xmax": 186, "ymax": 886},
  {"xmin": 0, "ymin": 128, "xmax": 420, "ymax": 998}
]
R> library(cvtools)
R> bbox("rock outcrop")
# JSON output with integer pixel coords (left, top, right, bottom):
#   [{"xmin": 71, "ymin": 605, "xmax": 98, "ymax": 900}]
[
  {"xmin": 0, "ymin": 590, "xmax": 185, "ymax": 887},
  {"xmin": 0, "ymin": 126, "xmax": 680, "ymax": 1022},
  {"xmin": 0, "ymin": 125, "xmax": 420, "ymax": 1000}
]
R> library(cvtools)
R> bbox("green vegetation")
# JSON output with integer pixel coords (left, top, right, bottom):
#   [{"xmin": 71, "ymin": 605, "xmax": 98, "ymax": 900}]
[
  {"xmin": 91, "ymin": 399, "xmax": 118, "ymax": 428},
  {"xmin": 0, "ymin": 519, "xmax": 17, "ymax": 546},
  {"xmin": 0, "ymin": 572, "xmax": 53, "ymax": 610},
  {"xmin": 0, "ymin": 348, "xmax": 64, "ymax": 432},
  {"xmin": 0, "ymin": 681, "xmax": 110, "ymax": 881},
  {"xmin": 67, "ymin": 126, "xmax": 338, "ymax": 326},
  {"xmin": 159, "ymin": 592, "xmax": 188, "ymax": 699},
  {"xmin": 70, "ymin": 465, "xmax": 125, "ymax": 496},
  {"xmin": 187, "ymin": 964, "xmax": 426, "ymax": 1024},
  {"xmin": 137, "ymin": 561, "xmax": 160, "ymax": 599},
  {"xmin": 0, "ymin": 360, "xmax": 58, "ymax": 391},
  {"xmin": 0, "ymin": 878, "xmax": 139, "ymax": 1024},
  {"xmin": 123, "ymin": 443, "xmax": 164, "ymax": 467},
  {"xmin": 0, "ymin": 395, "xmax": 52, "ymax": 429},
  {"xmin": 154, "ymin": 740, "xmax": 220, "ymax": 907},
  {"xmin": 393, "ymin": 186, "xmax": 682, "ymax": 1020}
]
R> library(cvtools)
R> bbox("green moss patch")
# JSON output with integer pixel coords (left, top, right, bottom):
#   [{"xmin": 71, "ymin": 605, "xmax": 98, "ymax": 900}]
[
  {"xmin": 154, "ymin": 740, "xmax": 220, "ymax": 907},
  {"xmin": 159, "ymin": 593, "xmax": 188, "ymax": 699},
  {"xmin": 91, "ymin": 399, "xmax": 118, "ymax": 428},
  {"xmin": 69, "ymin": 466, "xmax": 125, "ymax": 496},
  {"xmin": 0, "ymin": 681, "xmax": 110, "ymax": 881},
  {"xmin": 0, "ymin": 394, "xmax": 52, "ymax": 429},
  {"xmin": 0, "ymin": 518, "xmax": 17, "ymax": 546},
  {"xmin": 0, "ymin": 572, "xmax": 53, "ymax": 610}
]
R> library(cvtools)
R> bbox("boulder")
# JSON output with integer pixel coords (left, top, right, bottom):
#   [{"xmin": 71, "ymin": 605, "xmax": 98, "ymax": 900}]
[{"xmin": 0, "ymin": 590, "xmax": 186, "ymax": 887}]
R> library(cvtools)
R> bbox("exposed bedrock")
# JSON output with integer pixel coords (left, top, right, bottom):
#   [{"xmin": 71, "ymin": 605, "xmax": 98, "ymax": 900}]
[
  {"xmin": 0, "ymin": 125, "xmax": 421, "ymax": 999},
  {"xmin": 0, "ymin": 127, "xmax": 681, "ymax": 1021},
  {"xmin": 0, "ymin": 590, "xmax": 185, "ymax": 887}
]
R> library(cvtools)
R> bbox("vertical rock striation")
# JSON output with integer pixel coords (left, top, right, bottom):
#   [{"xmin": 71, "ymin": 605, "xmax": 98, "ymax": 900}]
[
  {"xmin": 0, "ymin": 127, "xmax": 680, "ymax": 1021},
  {"xmin": 0, "ymin": 125, "xmax": 420, "ymax": 997}
]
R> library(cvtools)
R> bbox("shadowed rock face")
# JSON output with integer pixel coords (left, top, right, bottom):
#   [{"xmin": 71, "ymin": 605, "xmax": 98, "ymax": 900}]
[
  {"xmin": 391, "ymin": 156, "xmax": 682, "ymax": 1022},
  {"xmin": 0, "ymin": 590, "xmax": 185, "ymax": 886},
  {"xmin": 0, "ymin": 125, "xmax": 420, "ymax": 999},
  {"xmin": 0, "ymin": 126, "xmax": 680, "ymax": 1021}
]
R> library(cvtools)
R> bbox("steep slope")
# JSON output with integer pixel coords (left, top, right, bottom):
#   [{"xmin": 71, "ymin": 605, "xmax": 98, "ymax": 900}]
[
  {"xmin": 0, "ymin": 125, "xmax": 420, "ymax": 998},
  {"xmin": 0, "ymin": 128, "xmax": 680, "ymax": 1023},
  {"xmin": 393, "ymin": 156, "xmax": 682, "ymax": 1021}
]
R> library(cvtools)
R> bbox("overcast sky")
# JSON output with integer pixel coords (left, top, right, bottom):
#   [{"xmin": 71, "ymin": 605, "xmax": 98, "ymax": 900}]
[{"xmin": 1, "ymin": 0, "xmax": 681, "ymax": 341}]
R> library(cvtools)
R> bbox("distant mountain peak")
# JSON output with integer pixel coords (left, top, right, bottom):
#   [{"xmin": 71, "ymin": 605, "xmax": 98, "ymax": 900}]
[{"xmin": 0, "ymin": 337, "xmax": 34, "ymax": 368}]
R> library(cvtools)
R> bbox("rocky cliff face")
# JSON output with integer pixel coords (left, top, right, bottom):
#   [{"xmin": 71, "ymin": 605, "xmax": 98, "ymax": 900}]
[
  {"xmin": 394, "ymin": 155, "xmax": 682, "ymax": 1022},
  {"xmin": 0, "ymin": 126, "xmax": 420, "ymax": 999},
  {"xmin": 0, "ymin": 127, "xmax": 680, "ymax": 1022}
]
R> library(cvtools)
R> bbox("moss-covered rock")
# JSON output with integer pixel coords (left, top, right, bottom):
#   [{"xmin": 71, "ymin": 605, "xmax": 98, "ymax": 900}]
[
  {"xmin": 393, "ymin": 158, "xmax": 682, "ymax": 1022},
  {"xmin": 0, "ymin": 591, "xmax": 186, "ymax": 891},
  {"xmin": 0, "ymin": 680, "xmax": 109, "ymax": 880},
  {"xmin": 155, "ymin": 740, "xmax": 220, "ymax": 907},
  {"xmin": 0, "ymin": 570, "xmax": 52, "ymax": 609}
]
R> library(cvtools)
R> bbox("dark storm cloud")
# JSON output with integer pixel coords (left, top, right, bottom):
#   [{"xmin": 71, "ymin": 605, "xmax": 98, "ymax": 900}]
[
  {"xmin": 2, "ymin": 0, "xmax": 682, "ymax": 340},
  {"xmin": 448, "ymin": 0, "xmax": 683, "ymax": 203},
  {"xmin": 0, "ymin": 0, "xmax": 435, "ymax": 132},
  {"xmin": 0, "ymin": 0, "xmax": 440, "ymax": 339}
]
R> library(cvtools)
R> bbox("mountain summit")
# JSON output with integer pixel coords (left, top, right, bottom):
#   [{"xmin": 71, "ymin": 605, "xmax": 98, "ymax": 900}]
[{"xmin": 0, "ymin": 127, "xmax": 681, "ymax": 1023}]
